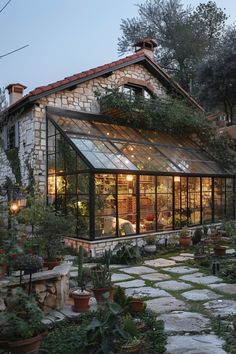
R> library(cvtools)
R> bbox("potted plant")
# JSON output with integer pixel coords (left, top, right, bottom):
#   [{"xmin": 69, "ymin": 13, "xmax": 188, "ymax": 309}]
[
  {"xmin": 128, "ymin": 297, "xmax": 144, "ymax": 313},
  {"xmin": 179, "ymin": 226, "xmax": 192, "ymax": 247},
  {"xmin": 213, "ymin": 240, "xmax": 227, "ymax": 257},
  {"xmin": 194, "ymin": 243, "xmax": 207, "ymax": 261},
  {"xmin": 71, "ymin": 246, "xmax": 91, "ymax": 312},
  {"xmin": 0, "ymin": 287, "xmax": 46, "ymax": 354},
  {"xmin": 13, "ymin": 254, "xmax": 43, "ymax": 274},
  {"xmin": 120, "ymin": 337, "xmax": 142, "ymax": 354},
  {"xmin": 37, "ymin": 209, "xmax": 74, "ymax": 269},
  {"xmin": 192, "ymin": 227, "xmax": 203, "ymax": 245},
  {"xmin": 144, "ymin": 235, "xmax": 156, "ymax": 253},
  {"xmin": 91, "ymin": 250, "xmax": 113, "ymax": 303},
  {"xmin": 120, "ymin": 317, "xmax": 142, "ymax": 354}
]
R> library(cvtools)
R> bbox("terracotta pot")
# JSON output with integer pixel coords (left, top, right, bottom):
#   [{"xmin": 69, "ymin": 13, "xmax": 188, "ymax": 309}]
[
  {"xmin": 0, "ymin": 264, "xmax": 8, "ymax": 279},
  {"xmin": 43, "ymin": 258, "xmax": 61, "ymax": 270},
  {"xmin": 8, "ymin": 334, "xmax": 42, "ymax": 354},
  {"xmin": 213, "ymin": 246, "xmax": 226, "ymax": 257},
  {"xmin": 92, "ymin": 287, "xmax": 114, "ymax": 303},
  {"xmin": 129, "ymin": 299, "xmax": 144, "ymax": 312},
  {"xmin": 179, "ymin": 237, "xmax": 192, "ymax": 247},
  {"xmin": 71, "ymin": 290, "xmax": 91, "ymax": 312}
]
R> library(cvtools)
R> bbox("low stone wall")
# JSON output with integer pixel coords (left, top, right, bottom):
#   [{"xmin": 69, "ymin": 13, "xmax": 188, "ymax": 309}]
[
  {"xmin": 65, "ymin": 224, "xmax": 221, "ymax": 257},
  {"xmin": 0, "ymin": 262, "xmax": 72, "ymax": 313}
]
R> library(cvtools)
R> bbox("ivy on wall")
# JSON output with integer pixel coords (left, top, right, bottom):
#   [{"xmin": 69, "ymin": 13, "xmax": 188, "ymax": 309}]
[{"xmin": 6, "ymin": 148, "xmax": 22, "ymax": 185}]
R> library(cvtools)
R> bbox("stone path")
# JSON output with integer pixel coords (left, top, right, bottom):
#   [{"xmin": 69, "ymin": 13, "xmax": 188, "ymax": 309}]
[
  {"xmin": 114, "ymin": 252, "xmax": 236, "ymax": 353},
  {"xmin": 56, "ymin": 251, "xmax": 236, "ymax": 353}
]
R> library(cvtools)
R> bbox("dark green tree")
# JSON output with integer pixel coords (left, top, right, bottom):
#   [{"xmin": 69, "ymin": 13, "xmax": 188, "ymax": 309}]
[
  {"xmin": 196, "ymin": 26, "xmax": 236, "ymax": 123},
  {"xmin": 118, "ymin": 0, "xmax": 228, "ymax": 91}
]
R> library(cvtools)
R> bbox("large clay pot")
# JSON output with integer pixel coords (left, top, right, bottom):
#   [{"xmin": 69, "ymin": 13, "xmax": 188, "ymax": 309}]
[
  {"xmin": 179, "ymin": 237, "xmax": 192, "ymax": 248},
  {"xmin": 71, "ymin": 290, "xmax": 91, "ymax": 312},
  {"xmin": 121, "ymin": 341, "xmax": 141, "ymax": 354},
  {"xmin": 213, "ymin": 246, "xmax": 226, "ymax": 257},
  {"xmin": 43, "ymin": 258, "xmax": 61, "ymax": 270},
  {"xmin": 8, "ymin": 334, "xmax": 42, "ymax": 354},
  {"xmin": 92, "ymin": 287, "xmax": 114, "ymax": 303}
]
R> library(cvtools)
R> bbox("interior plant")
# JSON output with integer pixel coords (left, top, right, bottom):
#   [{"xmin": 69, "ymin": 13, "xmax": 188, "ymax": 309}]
[
  {"xmin": 179, "ymin": 226, "xmax": 191, "ymax": 247},
  {"xmin": 0, "ymin": 287, "xmax": 46, "ymax": 354},
  {"xmin": 91, "ymin": 250, "xmax": 113, "ymax": 303},
  {"xmin": 36, "ymin": 208, "xmax": 74, "ymax": 269},
  {"xmin": 144, "ymin": 235, "xmax": 156, "ymax": 253},
  {"xmin": 71, "ymin": 246, "xmax": 91, "ymax": 312}
]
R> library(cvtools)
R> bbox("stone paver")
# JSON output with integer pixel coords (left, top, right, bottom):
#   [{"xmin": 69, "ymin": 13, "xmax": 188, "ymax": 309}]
[
  {"xmin": 203, "ymin": 299, "xmax": 236, "ymax": 318},
  {"xmin": 119, "ymin": 266, "xmax": 155, "ymax": 275},
  {"xmin": 125, "ymin": 286, "xmax": 171, "ymax": 298},
  {"xmin": 182, "ymin": 289, "xmax": 221, "ymax": 301},
  {"xmin": 209, "ymin": 283, "xmax": 236, "ymax": 295},
  {"xmin": 111, "ymin": 273, "xmax": 133, "ymax": 282},
  {"xmin": 70, "ymin": 271, "xmax": 78, "ymax": 278},
  {"xmin": 169, "ymin": 256, "xmax": 192, "ymax": 262},
  {"xmin": 146, "ymin": 296, "xmax": 188, "ymax": 314},
  {"xmin": 166, "ymin": 334, "xmax": 227, "ymax": 354},
  {"xmin": 180, "ymin": 272, "xmax": 223, "ymax": 285},
  {"xmin": 157, "ymin": 280, "xmax": 192, "ymax": 291},
  {"xmin": 226, "ymin": 248, "xmax": 235, "ymax": 254},
  {"xmin": 115, "ymin": 279, "xmax": 146, "ymax": 288},
  {"xmin": 164, "ymin": 266, "xmax": 199, "ymax": 274},
  {"xmin": 144, "ymin": 258, "xmax": 176, "ymax": 267},
  {"xmin": 180, "ymin": 253, "xmax": 194, "ymax": 258},
  {"xmin": 140, "ymin": 272, "xmax": 171, "ymax": 281},
  {"xmin": 159, "ymin": 311, "xmax": 211, "ymax": 333}
]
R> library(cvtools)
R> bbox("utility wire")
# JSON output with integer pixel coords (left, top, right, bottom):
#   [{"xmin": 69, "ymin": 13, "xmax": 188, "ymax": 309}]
[
  {"xmin": 0, "ymin": 44, "xmax": 29, "ymax": 59},
  {"xmin": 0, "ymin": 0, "xmax": 12, "ymax": 15}
]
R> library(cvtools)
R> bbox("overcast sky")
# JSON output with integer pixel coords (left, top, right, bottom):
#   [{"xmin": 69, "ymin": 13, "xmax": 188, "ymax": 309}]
[{"xmin": 1, "ymin": 0, "xmax": 235, "ymax": 94}]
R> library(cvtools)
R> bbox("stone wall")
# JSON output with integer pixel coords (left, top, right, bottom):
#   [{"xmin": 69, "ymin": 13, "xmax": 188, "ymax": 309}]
[
  {"xmin": 0, "ymin": 63, "xmax": 166, "ymax": 192},
  {"xmin": 0, "ymin": 262, "xmax": 71, "ymax": 313}
]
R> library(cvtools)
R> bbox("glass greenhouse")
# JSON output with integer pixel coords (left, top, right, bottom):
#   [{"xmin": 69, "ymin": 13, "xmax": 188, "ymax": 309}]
[{"xmin": 46, "ymin": 107, "xmax": 235, "ymax": 240}]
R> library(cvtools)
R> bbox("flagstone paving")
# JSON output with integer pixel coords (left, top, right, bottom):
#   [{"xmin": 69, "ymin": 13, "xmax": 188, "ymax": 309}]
[
  {"xmin": 125, "ymin": 286, "xmax": 171, "ymax": 298},
  {"xmin": 146, "ymin": 296, "xmax": 188, "ymax": 314},
  {"xmin": 119, "ymin": 265, "xmax": 156, "ymax": 274},
  {"xmin": 157, "ymin": 280, "xmax": 193, "ymax": 291},
  {"xmin": 115, "ymin": 279, "xmax": 146, "ymax": 288},
  {"xmin": 164, "ymin": 266, "xmax": 199, "ymax": 274},
  {"xmin": 68, "ymin": 252, "xmax": 235, "ymax": 353},
  {"xmin": 209, "ymin": 283, "xmax": 236, "ymax": 295},
  {"xmin": 140, "ymin": 272, "xmax": 171, "ymax": 281},
  {"xmin": 180, "ymin": 273, "xmax": 223, "ymax": 285},
  {"xmin": 111, "ymin": 273, "xmax": 134, "ymax": 282},
  {"xmin": 144, "ymin": 258, "xmax": 176, "ymax": 267},
  {"xmin": 182, "ymin": 289, "xmax": 222, "ymax": 301},
  {"xmin": 166, "ymin": 334, "xmax": 227, "ymax": 354},
  {"xmin": 159, "ymin": 311, "xmax": 211, "ymax": 333}
]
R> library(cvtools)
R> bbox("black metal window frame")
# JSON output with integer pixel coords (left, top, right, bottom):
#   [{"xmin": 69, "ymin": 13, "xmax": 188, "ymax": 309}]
[{"xmin": 46, "ymin": 109, "xmax": 236, "ymax": 241}]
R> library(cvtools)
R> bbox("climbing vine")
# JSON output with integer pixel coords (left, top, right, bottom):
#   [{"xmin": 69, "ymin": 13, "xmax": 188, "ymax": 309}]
[{"xmin": 6, "ymin": 148, "xmax": 22, "ymax": 185}]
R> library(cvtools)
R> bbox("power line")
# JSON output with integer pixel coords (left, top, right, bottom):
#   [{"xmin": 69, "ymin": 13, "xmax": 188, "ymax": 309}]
[
  {"xmin": 0, "ymin": 0, "xmax": 12, "ymax": 15},
  {"xmin": 0, "ymin": 44, "xmax": 29, "ymax": 59}
]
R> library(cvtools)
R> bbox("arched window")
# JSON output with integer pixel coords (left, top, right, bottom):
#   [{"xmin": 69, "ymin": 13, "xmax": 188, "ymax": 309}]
[{"xmin": 121, "ymin": 84, "xmax": 152, "ymax": 100}]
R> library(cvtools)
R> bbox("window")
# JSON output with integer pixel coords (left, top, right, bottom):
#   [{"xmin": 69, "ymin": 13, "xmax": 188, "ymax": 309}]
[{"xmin": 122, "ymin": 84, "xmax": 152, "ymax": 100}]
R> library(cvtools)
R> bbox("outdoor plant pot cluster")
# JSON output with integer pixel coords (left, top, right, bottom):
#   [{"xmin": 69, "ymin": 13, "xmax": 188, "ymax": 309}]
[
  {"xmin": 0, "ymin": 287, "xmax": 47, "ymax": 354},
  {"xmin": 179, "ymin": 226, "xmax": 192, "ymax": 247}
]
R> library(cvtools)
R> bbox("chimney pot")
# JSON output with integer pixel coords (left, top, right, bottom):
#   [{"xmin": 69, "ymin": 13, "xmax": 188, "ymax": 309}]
[
  {"xmin": 6, "ymin": 83, "xmax": 27, "ymax": 105},
  {"xmin": 133, "ymin": 37, "xmax": 157, "ymax": 59}
]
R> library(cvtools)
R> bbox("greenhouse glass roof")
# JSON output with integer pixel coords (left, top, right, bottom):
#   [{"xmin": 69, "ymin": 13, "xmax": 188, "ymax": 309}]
[{"xmin": 48, "ymin": 110, "xmax": 228, "ymax": 175}]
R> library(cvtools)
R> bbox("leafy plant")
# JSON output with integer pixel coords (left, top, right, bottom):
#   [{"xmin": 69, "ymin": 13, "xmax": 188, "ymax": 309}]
[
  {"xmin": 112, "ymin": 242, "xmax": 142, "ymax": 265},
  {"xmin": 145, "ymin": 235, "xmax": 156, "ymax": 245},
  {"xmin": 113, "ymin": 286, "xmax": 128, "ymax": 308},
  {"xmin": 13, "ymin": 254, "xmax": 43, "ymax": 272},
  {"xmin": 179, "ymin": 226, "xmax": 190, "ymax": 238},
  {"xmin": 0, "ymin": 287, "xmax": 46, "ymax": 340},
  {"xmin": 91, "ymin": 264, "xmax": 112, "ymax": 289},
  {"xmin": 192, "ymin": 227, "xmax": 203, "ymax": 245}
]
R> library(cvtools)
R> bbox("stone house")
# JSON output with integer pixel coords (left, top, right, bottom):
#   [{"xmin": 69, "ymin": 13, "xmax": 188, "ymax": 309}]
[{"xmin": 0, "ymin": 39, "xmax": 234, "ymax": 255}]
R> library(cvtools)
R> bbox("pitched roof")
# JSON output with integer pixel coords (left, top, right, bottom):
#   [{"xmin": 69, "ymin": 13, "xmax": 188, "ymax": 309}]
[{"xmin": 3, "ymin": 51, "xmax": 204, "ymax": 115}]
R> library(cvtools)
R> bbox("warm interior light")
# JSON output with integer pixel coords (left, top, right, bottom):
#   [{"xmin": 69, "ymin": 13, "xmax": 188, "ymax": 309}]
[
  {"xmin": 78, "ymin": 201, "xmax": 82, "ymax": 207},
  {"xmin": 10, "ymin": 201, "xmax": 19, "ymax": 213},
  {"xmin": 126, "ymin": 175, "xmax": 133, "ymax": 182},
  {"xmin": 174, "ymin": 176, "xmax": 181, "ymax": 182}
]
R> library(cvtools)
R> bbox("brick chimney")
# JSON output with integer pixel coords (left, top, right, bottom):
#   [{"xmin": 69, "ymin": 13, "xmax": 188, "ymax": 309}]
[
  {"xmin": 6, "ymin": 83, "xmax": 27, "ymax": 105},
  {"xmin": 133, "ymin": 38, "xmax": 157, "ymax": 59}
]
